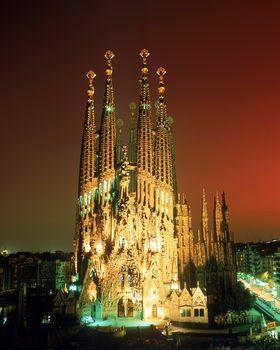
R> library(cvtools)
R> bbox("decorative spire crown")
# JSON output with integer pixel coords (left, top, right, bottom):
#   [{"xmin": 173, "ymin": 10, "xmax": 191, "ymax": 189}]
[
  {"xmin": 156, "ymin": 67, "xmax": 167, "ymax": 126},
  {"xmin": 140, "ymin": 48, "xmax": 150, "ymax": 75},
  {"xmin": 105, "ymin": 50, "xmax": 114, "ymax": 76},
  {"xmin": 99, "ymin": 50, "xmax": 116, "ymax": 179},
  {"xmin": 86, "ymin": 70, "xmax": 96, "ymax": 102},
  {"xmin": 157, "ymin": 67, "xmax": 166, "ymax": 100}
]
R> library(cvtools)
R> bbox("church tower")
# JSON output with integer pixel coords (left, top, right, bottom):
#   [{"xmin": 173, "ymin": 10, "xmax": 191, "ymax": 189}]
[
  {"xmin": 128, "ymin": 102, "xmax": 137, "ymax": 192},
  {"xmin": 74, "ymin": 70, "xmax": 98, "ymax": 281},
  {"xmin": 136, "ymin": 49, "xmax": 154, "ymax": 208},
  {"xmin": 201, "ymin": 188, "xmax": 209, "ymax": 253},
  {"xmin": 154, "ymin": 67, "xmax": 174, "ymax": 218},
  {"xmin": 98, "ymin": 50, "xmax": 116, "ymax": 205}
]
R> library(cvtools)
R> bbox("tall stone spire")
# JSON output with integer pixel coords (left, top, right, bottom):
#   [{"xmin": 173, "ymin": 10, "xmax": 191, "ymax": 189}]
[
  {"xmin": 154, "ymin": 67, "xmax": 173, "ymax": 216},
  {"xmin": 154, "ymin": 67, "xmax": 173, "ymax": 187},
  {"xmin": 79, "ymin": 70, "xmax": 97, "ymax": 195},
  {"xmin": 128, "ymin": 102, "xmax": 137, "ymax": 192},
  {"xmin": 116, "ymin": 118, "xmax": 124, "ymax": 165},
  {"xmin": 221, "ymin": 191, "xmax": 231, "ymax": 241},
  {"xmin": 99, "ymin": 50, "xmax": 116, "ymax": 182},
  {"xmin": 214, "ymin": 191, "xmax": 225, "ymax": 264},
  {"xmin": 213, "ymin": 191, "xmax": 223, "ymax": 242},
  {"xmin": 75, "ymin": 70, "xmax": 97, "ymax": 276},
  {"xmin": 201, "ymin": 189, "xmax": 209, "ymax": 248},
  {"xmin": 167, "ymin": 115, "xmax": 178, "ymax": 203},
  {"xmin": 128, "ymin": 102, "xmax": 137, "ymax": 164},
  {"xmin": 136, "ymin": 49, "xmax": 154, "ymax": 206}
]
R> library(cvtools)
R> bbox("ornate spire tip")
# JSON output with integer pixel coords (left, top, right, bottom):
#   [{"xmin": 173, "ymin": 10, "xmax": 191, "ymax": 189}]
[
  {"xmin": 157, "ymin": 66, "xmax": 166, "ymax": 77},
  {"xmin": 140, "ymin": 48, "xmax": 150, "ymax": 59},
  {"xmin": 105, "ymin": 50, "xmax": 114, "ymax": 76},
  {"xmin": 104, "ymin": 50, "xmax": 114, "ymax": 60},
  {"xmin": 86, "ymin": 70, "xmax": 96, "ymax": 81},
  {"xmin": 86, "ymin": 71, "xmax": 95, "ymax": 99},
  {"xmin": 157, "ymin": 67, "xmax": 166, "ymax": 96}
]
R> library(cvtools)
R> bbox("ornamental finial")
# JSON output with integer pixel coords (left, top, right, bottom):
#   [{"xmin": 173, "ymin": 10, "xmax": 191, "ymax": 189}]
[
  {"xmin": 140, "ymin": 48, "xmax": 150, "ymax": 60},
  {"xmin": 140, "ymin": 49, "xmax": 150, "ymax": 75},
  {"xmin": 157, "ymin": 67, "xmax": 166, "ymax": 97},
  {"xmin": 105, "ymin": 50, "xmax": 114, "ymax": 76},
  {"xmin": 105, "ymin": 50, "xmax": 114, "ymax": 61},
  {"xmin": 157, "ymin": 66, "xmax": 166, "ymax": 78},
  {"xmin": 86, "ymin": 70, "xmax": 96, "ymax": 100},
  {"xmin": 86, "ymin": 70, "xmax": 96, "ymax": 84}
]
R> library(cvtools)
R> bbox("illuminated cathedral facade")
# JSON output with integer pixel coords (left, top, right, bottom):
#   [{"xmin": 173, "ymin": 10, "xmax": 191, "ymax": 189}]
[{"xmin": 73, "ymin": 49, "xmax": 236, "ymax": 324}]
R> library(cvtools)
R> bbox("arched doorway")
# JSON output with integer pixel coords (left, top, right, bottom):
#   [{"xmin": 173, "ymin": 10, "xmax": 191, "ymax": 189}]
[
  {"xmin": 152, "ymin": 304, "xmax": 157, "ymax": 318},
  {"xmin": 118, "ymin": 298, "xmax": 125, "ymax": 317},
  {"xmin": 127, "ymin": 299, "xmax": 133, "ymax": 317}
]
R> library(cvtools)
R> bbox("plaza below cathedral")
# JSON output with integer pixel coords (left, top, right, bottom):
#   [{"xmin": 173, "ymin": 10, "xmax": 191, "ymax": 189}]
[{"xmin": 73, "ymin": 49, "xmax": 236, "ymax": 325}]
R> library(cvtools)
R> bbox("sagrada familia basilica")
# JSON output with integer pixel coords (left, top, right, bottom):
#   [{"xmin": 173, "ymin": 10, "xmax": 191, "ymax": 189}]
[{"xmin": 73, "ymin": 49, "xmax": 236, "ymax": 324}]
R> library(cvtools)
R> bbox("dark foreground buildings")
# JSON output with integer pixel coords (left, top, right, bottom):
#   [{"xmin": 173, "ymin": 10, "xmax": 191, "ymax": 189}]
[{"xmin": 0, "ymin": 251, "xmax": 73, "ymax": 327}]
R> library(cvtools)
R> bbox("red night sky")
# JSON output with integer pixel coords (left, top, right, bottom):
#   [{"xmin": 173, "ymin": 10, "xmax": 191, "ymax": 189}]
[{"xmin": 1, "ymin": 1, "xmax": 280, "ymax": 251}]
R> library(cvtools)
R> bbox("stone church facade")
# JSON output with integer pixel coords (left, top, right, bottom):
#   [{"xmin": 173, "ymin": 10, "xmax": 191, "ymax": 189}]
[{"xmin": 73, "ymin": 49, "xmax": 235, "ymax": 324}]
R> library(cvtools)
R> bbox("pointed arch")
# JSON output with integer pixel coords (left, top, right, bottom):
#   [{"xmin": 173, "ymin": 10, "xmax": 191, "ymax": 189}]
[
  {"xmin": 127, "ymin": 299, "xmax": 134, "ymax": 317},
  {"xmin": 117, "ymin": 298, "xmax": 125, "ymax": 317}
]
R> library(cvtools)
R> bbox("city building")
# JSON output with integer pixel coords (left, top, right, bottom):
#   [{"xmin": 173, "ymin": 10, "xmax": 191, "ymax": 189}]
[
  {"xmin": 274, "ymin": 249, "xmax": 280, "ymax": 298},
  {"xmin": 73, "ymin": 49, "xmax": 236, "ymax": 324},
  {"xmin": 0, "ymin": 252, "xmax": 73, "ymax": 293},
  {"xmin": 236, "ymin": 242, "xmax": 279, "ymax": 281},
  {"xmin": 242, "ymin": 245, "xmax": 262, "ymax": 276},
  {"xmin": 0, "ymin": 251, "xmax": 73, "ymax": 326}
]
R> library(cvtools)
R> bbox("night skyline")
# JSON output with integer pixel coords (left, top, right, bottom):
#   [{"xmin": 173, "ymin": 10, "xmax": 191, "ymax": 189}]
[{"xmin": 1, "ymin": 1, "xmax": 280, "ymax": 252}]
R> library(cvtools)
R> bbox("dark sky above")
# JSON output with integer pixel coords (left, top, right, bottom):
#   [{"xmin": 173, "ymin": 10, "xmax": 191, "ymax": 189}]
[{"xmin": 1, "ymin": 0, "xmax": 280, "ymax": 252}]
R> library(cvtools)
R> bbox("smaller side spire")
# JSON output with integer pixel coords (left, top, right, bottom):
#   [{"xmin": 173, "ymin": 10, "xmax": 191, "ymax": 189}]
[
  {"xmin": 128, "ymin": 102, "xmax": 137, "ymax": 192},
  {"xmin": 221, "ymin": 192, "xmax": 236, "ymax": 268},
  {"xmin": 221, "ymin": 191, "xmax": 231, "ymax": 241},
  {"xmin": 128, "ymin": 102, "xmax": 137, "ymax": 163},
  {"xmin": 201, "ymin": 188, "xmax": 209, "ymax": 245},
  {"xmin": 116, "ymin": 118, "xmax": 124, "ymax": 165},
  {"xmin": 214, "ymin": 191, "xmax": 226, "ymax": 265},
  {"xmin": 167, "ymin": 114, "xmax": 178, "ymax": 203},
  {"xmin": 156, "ymin": 67, "xmax": 167, "ymax": 126},
  {"xmin": 214, "ymin": 191, "xmax": 223, "ymax": 241}
]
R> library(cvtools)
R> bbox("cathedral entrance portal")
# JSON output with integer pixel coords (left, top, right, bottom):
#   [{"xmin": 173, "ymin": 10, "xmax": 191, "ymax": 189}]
[
  {"xmin": 127, "ymin": 299, "xmax": 133, "ymax": 317},
  {"xmin": 118, "ymin": 299, "xmax": 125, "ymax": 317},
  {"xmin": 152, "ymin": 304, "xmax": 157, "ymax": 318}
]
